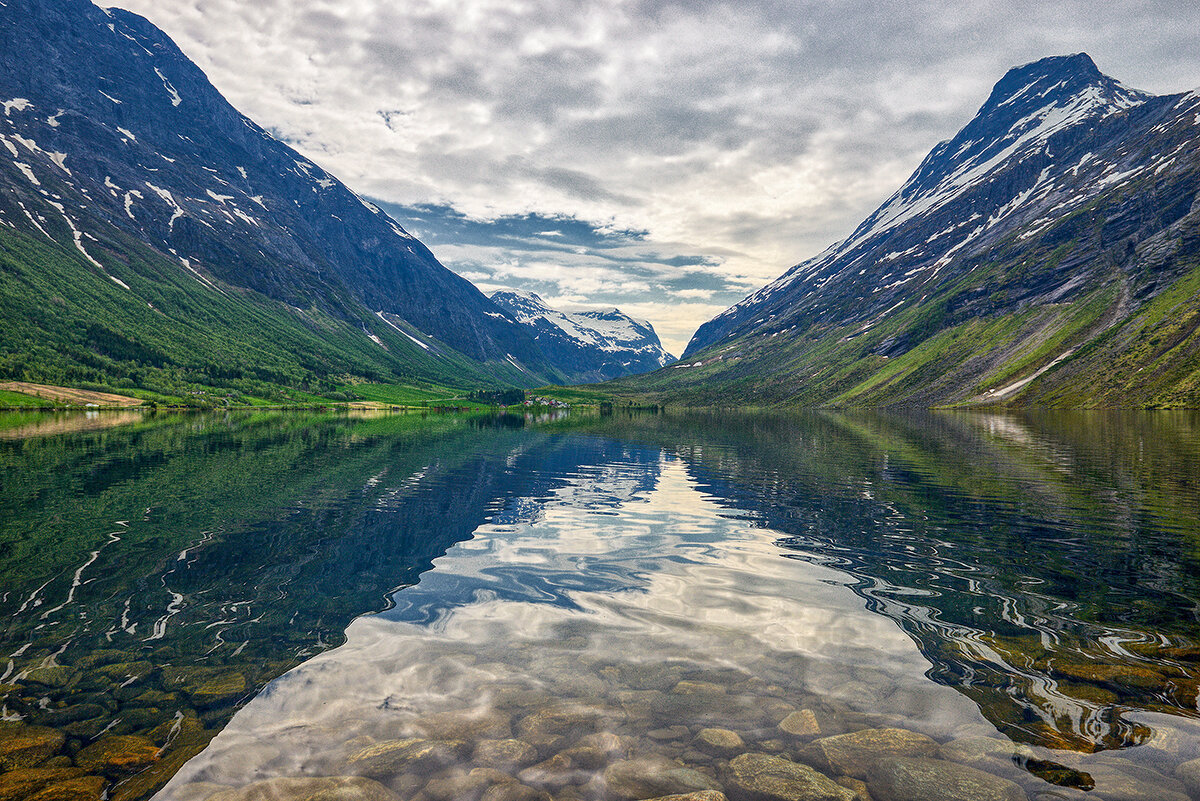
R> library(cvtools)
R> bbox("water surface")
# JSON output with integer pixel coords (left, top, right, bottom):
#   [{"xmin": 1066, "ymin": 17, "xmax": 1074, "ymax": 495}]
[{"xmin": 1, "ymin": 409, "xmax": 1198, "ymax": 801}]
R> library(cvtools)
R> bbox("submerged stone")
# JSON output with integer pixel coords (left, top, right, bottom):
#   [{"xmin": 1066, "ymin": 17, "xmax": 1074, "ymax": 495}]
[
  {"xmin": 346, "ymin": 738, "xmax": 462, "ymax": 778},
  {"xmin": 638, "ymin": 793, "xmax": 727, "ymax": 801},
  {"xmin": 778, "ymin": 711, "xmax": 821, "ymax": 740},
  {"xmin": 415, "ymin": 708, "xmax": 512, "ymax": 740},
  {"xmin": 517, "ymin": 753, "xmax": 579, "ymax": 791},
  {"xmin": 724, "ymin": 753, "xmax": 856, "ymax": 801},
  {"xmin": 1081, "ymin": 762, "xmax": 1190, "ymax": 801},
  {"xmin": 866, "ymin": 757, "xmax": 1026, "ymax": 801},
  {"xmin": 694, "ymin": 728, "xmax": 744, "ymax": 757},
  {"xmin": 0, "ymin": 724, "xmax": 66, "ymax": 770},
  {"xmin": 1177, "ymin": 757, "xmax": 1200, "ymax": 796},
  {"xmin": 472, "ymin": 739, "xmax": 539, "ymax": 770},
  {"xmin": 205, "ymin": 776, "xmax": 402, "ymax": 801},
  {"xmin": 24, "ymin": 776, "xmax": 105, "ymax": 801},
  {"xmin": 477, "ymin": 783, "xmax": 550, "ymax": 801},
  {"xmin": 75, "ymin": 735, "xmax": 160, "ymax": 776},
  {"xmin": 801, "ymin": 729, "xmax": 938, "ymax": 778},
  {"xmin": 602, "ymin": 758, "xmax": 722, "ymax": 800},
  {"xmin": 417, "ymin": 767, "xmax": 517, "ymax": 801},
  {"xmin": 516, "ymin": 705, "xmax": 614, "ymax": 740},
  {"xmin": 0, "ymin": 768, "xmax": 84, "ymax": 801},
  {"xmin": 23, "ymin": 667, "xmax": 78, "ymax": 689}
]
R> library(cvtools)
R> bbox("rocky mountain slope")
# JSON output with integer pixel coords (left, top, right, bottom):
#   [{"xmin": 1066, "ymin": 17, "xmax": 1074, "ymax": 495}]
[
  {"xmin": 621, "ymin": 54, "xmax": 1200, "ymax": 407},
  {"xmin": 0, "ymin": 0, "xmax": 564, "ymax": 402},
  {"xmin": 490, "ymin": 290, "xmax": 674, "ymax": 382}
]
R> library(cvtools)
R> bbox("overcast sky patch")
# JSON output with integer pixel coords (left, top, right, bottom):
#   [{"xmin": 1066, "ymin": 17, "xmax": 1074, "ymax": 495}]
[{"xmin": 110, "ymin": 0, "xmax": 1200, "ymax": 353}]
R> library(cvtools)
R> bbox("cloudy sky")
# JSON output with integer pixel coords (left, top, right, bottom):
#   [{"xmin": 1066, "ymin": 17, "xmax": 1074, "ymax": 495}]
[{"xmin": 110, "ymin": 0, "xmax": 1200, "ymax": 355}]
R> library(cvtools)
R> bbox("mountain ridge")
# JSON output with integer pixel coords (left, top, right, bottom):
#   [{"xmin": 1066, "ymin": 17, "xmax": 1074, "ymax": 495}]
[
  {"xmin": 0, "ymin": 0, "xmax": 566, "ymax": 401},
  {"xmin": 623, "ymin": 54, "xmax": 1200, "ymax": 408},
  {"xmin": 490, "ymin": 289, "xmax": 675, "ymax": 383}
]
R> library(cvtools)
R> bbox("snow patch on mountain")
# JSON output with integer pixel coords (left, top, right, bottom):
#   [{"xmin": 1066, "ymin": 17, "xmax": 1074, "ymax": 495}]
[{"xmin": 490, "ymin": 289, "xmax": 674, "ymax": 382}]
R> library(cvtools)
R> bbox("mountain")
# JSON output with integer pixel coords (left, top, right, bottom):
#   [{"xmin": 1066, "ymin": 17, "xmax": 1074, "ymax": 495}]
[
  {"xmin": 490, "ymin": 290, "xmax": 675, "ymax": 382},
  {"xmin": 0, "ymin": 0, "xmax": 564, "ymax": 403},
  {"xmin": 621, "ymin": 54, "xmax": 1200, "ymax": 408}
]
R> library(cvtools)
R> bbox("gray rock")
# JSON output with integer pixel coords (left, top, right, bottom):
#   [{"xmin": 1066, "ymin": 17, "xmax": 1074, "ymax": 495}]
[
  {"xmin": 695, "ymin": 729, "xmax": 744, "ymax": 757},
  {"xmin": 638, "ymin": 793, "xmax": 727, "ymax": 801},
  {"xmin": 417, "ymin": 768, "xmax": 515, "ymax": 801},
  {"xmin": 866, "ymin": 757, "xmax": 1026, "ymax": 801},
  {"xmin": 672, "ymin": 681, "xmax": 726, "ymax": 696},
  {"xmin": 935, "ymin": 737, "xmax": 1018, "ymax": 767},
  {"xmin": 517, "ymin": 754, "xmax": 582, "ymax": 792},
  {"xmin": 602, "ymin": 758, "xmax": 722, "ymax": 800},
  {"xmin": 472, "ymin": 740, "xmax": 539, "ymax": 771},
  {"xmin": 650, "ymin": 726, "xmax": 691, "ymax": 742},
  {"xmin": 1177, "ymin": 757, "xmax": 1200, "ymax": 796},
  {"xmin": 516, "ymin": 705, "xmax": 610, "ymax": 740},
  {"xmin": 801, "ymin": 729, "xmax": 938, "ymax": 778},
  {"xmin": 204, "ymin": 777, "xmax": 402, "ymax": 801},
  {"xmin": 834, "ymin": 777, "xmax": 871, "ymax": 801},
  {"xmin": 415, "ymin": 709, "xmax": 512, "ymax": 741},
  {"xmin": 724, "ymin": 753, "xmax": 856, "ymax": 801},
  {"xmin": 478, "ymin": 783, "xmax": 551, "ymax": 801},
  {"xmin": 345, "ymin": 739, "xmax": 462, "ymax": 778},
  {"xmin": 778, "ymin": 711, "xmax": 821, "ymax": 740},
  {"xmin": 1083, "ymin": 762, "xmax": 1189, "ymax": 801},
  {"xmin": 168, "ymin": 783, "xmax": 228, "ymax": 801}
]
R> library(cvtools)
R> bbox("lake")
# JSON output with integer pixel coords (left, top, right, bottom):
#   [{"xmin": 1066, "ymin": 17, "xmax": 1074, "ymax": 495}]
[{"xmin": 1, "ymin": 408, "xmax": 1198, "ymax": 801}]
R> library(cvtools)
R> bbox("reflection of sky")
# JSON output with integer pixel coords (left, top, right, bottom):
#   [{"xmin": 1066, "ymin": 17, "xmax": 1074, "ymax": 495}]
[
  {"xmin": 154, "ymin": 432, "xmax": 1200, "ymax": 801},
  {"xmin": 159, "ymin": 450, "xmax": 971, "ymax": 795}
]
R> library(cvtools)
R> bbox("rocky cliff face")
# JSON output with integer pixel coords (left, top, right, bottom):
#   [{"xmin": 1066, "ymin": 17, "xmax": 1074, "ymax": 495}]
[
  {"xmin": 490, "ymin": 290, "xmax": 674, "ymax": 383},
  {"xmin": 643, "ymin": 54, "xmax": 1200, "ymax": 407},
  {"xmin": 0, "ymin": 0, "xmax": 560, "ymax": 390}
]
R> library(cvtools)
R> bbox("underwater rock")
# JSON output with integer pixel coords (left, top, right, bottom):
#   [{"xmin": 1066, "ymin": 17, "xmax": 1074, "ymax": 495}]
[
  {"xmin": 723, "ymin": 753, "xmax": 855, "ymax": 801},
  {"xmin": 0, "ymin": 768, "xmax": 84, "ymax": 801},
  {"xmin": 777, "ymin": 711, "xmax": 821, "ymax": 740},
  {"xmin": 415, "ymin": 708, "xmax": 512, "ymax": 741},
  {"xmin": 416, "ymin": 767, "xmax": 517, "ymax": 801},
  {"xmin": 801, "ymin": 730, "xmax": 938, "ymax": 778},
  {"xmin": 205, "ymin": 776, "xmax": 402, "ymax": 801},
  {"xmin": 0, "ymin": 724, "xmax": 66, "ymax": 770},
  {"xmin": 866, "ymin": 757, "xmax": 1026, "ymax": 801},
  {"xmin": 694, "ymin": 729, "xmax": 744, "ymax": 757},
  {"xmin": 472, "ymin": 739, "xmax": 539, "ymax": 771},
  {"xmin": 24, "ymin": 776, "xmax": 105, "ymax": 801},
  {"xmin": 602, "ymin": 757, "xmax": 722, "ymax": 800},
  {"xmin": 346, "ymin": 738, "xmax": 463, "ymax": 779},
  {"xmin": 74, "ymin": 735, "xmax": 159, "ymax": 776}
]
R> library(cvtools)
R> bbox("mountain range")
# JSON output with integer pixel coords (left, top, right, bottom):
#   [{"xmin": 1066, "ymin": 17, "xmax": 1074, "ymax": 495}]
[
  {"xmin": 617, "ymin": 54, "xmax": 1200, "ymax": 408},
  {"xmin": 3, "ymin": 0, "xmax": 1199, "ymax": 410},
  {"xmin": 490, "ymin": 290, "xmax": 674, "ymax": 383},
  {"xmin": 0, "ymin": 0, "xmax": 666, "ymax": 405}
]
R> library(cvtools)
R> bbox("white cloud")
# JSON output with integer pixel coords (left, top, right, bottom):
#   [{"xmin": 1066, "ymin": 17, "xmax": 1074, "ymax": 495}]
[{"xmin": 110, "ymin": 0, "xmax": 1200, "ymax": 351}]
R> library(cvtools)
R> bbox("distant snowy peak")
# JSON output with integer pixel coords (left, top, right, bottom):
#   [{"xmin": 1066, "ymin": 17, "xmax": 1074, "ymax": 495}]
[
  {"xmin": 490, "ymin": 290, "xmax": 674, "ymax": 383},
  {"xmin": 491, "ymin": 289, "xmax": 668, "ymax": 354}
]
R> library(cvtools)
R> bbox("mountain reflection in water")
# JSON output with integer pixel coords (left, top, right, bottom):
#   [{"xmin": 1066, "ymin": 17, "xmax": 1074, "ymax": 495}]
[
  {"xmin": 154, "ymin": 410, "xmax": 1200, "ymax": 801},
  {"xmin": 2, "ymin": 409, "xmax": 1199, "ymax": 801}
]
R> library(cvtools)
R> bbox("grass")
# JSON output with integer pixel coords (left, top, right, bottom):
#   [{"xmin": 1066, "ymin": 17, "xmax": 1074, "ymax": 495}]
[
  {"xmin": 0, "ymin": 388, "xmax": 54, "ymax": 408},
  {"xmin": 0, "ymin": 217, "xmax": 547, "ymax": 407}
]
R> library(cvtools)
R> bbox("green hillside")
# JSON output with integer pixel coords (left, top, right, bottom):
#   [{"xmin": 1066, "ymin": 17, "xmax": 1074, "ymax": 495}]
[{"xmin": 0, "ymin": 224, "xmax": 538, "ymax": 406}]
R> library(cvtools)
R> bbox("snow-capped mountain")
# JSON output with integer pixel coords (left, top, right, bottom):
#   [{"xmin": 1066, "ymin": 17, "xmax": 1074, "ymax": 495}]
[
  {"xmin": 0, "ymin": 0, "xmax": 561, "ymax": 393},
  {"xmin": 490, "ymin": 290, "xmax": 675, "ymax": 383},
  {"xmin": 656, "ymin": 54, "xmax": 1200, "ymax": 407}
]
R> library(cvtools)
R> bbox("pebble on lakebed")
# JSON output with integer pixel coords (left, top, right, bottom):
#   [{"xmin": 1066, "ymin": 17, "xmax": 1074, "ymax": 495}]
[{"xmin": 5, "ymin": 649, "xmax": 1198, "ymax": 801}]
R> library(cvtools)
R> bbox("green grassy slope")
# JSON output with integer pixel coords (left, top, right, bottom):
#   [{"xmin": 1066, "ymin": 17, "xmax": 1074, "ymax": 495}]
[
  {"xmin": 0, "ymin": 222, "xmax": 541, "ymax": 405},
  {"xmin": 602, "ymin": 201, "xmax": 1200, "ymax": 409}
]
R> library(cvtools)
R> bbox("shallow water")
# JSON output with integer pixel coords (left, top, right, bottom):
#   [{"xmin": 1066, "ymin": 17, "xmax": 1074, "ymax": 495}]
[{"xmin": 1, "ymin": 409, "xmax": 1199, "ymax": 801}]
